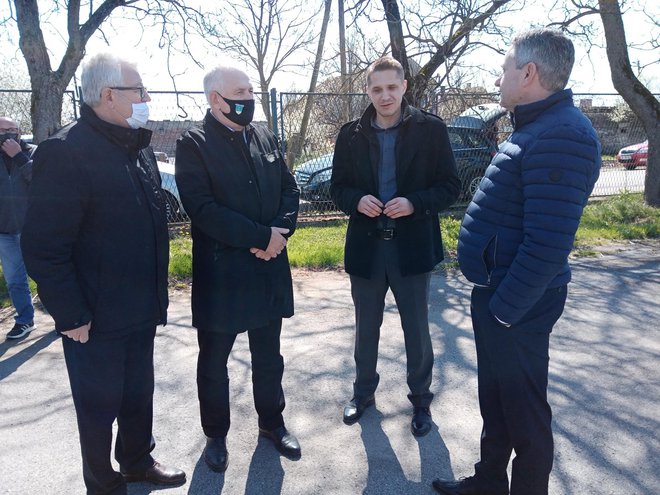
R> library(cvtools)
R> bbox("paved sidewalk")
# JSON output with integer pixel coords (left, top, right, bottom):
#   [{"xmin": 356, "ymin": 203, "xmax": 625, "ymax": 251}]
[{"xmin": 1, "ymin": 242, "xmax": 659, "ymax": 494}]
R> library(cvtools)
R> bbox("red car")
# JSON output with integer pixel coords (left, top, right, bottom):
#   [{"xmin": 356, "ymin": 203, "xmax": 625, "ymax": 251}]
[{"xmin": 617, "ymin": 140, "xmax": 648, "ymax": 170}]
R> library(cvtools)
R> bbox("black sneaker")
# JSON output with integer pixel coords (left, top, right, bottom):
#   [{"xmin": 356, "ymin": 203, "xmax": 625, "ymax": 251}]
[{"xmin": 6, "ymin": 321, "xmax": 35, "ymax": 339}]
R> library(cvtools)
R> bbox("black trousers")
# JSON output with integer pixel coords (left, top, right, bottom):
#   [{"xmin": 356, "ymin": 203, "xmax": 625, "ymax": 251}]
[
  {"xmin": 197, "ymin": 319, "xmax": 286, "ymax": 438},
  {"xmin": 471, "ymin": 285, "xmax": 567, "ymax": 495},
  {"xmin": 349, "ymin": 240, "xmax": 434, "ymax": 407},
  {"xmin": 62, "ymin": 325, "xmax": 157, "ymax": 495}
]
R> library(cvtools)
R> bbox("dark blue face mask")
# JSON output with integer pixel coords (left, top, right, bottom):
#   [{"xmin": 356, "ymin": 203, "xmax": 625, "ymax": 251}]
[
  {"xmin": 219, "ymin": 94, "xmax": 255, "ymax": 126},
  {"xmin": 0, "ymin": 133, "xmax": 19, "ymax": 145}
]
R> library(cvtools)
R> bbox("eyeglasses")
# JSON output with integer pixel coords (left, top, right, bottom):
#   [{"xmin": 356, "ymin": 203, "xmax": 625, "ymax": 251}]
[
  {"xmin": 110, "ymin": 86, "xmax": 148, "ymax": 99},
  {"xmin": 0, "ymin": 127, "xmax": 19, "ymax": 133}
]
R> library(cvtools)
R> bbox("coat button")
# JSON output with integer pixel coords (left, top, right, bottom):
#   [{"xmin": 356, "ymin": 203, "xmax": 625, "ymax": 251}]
[{"xmin": 425, "ymin": 209, "xmax": 431, "ymax": 215}]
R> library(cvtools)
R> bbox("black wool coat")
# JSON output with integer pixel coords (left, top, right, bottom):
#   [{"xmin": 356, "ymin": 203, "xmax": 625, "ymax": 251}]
[
  {"xmin": 330, "ymin": 102, "xmax": 461, "ymax": 278},
  {"xmin": 21, "ymin": 104, "xmax": 169, "ymax": 336},
  {"xmin": 175, "ymin": 111, "xmax": 299, "ymax": 334}
]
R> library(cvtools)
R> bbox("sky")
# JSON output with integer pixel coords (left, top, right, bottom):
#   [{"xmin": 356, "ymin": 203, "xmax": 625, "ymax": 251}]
[{"xmin": 2, "ymin": 0, "xmax": 658, "ymax": 111}]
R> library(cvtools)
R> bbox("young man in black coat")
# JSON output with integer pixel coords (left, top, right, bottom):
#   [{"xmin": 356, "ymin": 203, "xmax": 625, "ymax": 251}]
[
  {"xmin": 175, "ymin": 66, "xmax": 301, "ymax": 471},
  {"xmin": 331, "ymin": 56, "xmax": 461, "ymax": 436},
  {"xmin": 21, "ymin": 53, "xmax": 184, "ymax": 495}
]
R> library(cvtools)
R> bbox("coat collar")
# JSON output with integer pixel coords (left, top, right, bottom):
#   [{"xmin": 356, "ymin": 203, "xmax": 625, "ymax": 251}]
[
  {"xmin": 511, "ymin": 89, "xmax": 574, "ymax": 129},
  {"xmin": 355, "ymin": 99, "xmax": 425, "ymax": 137},
  {"xmin": 203, "ymin": 109, "xmax": 255, "ymax": 141},
  {"xmin": 80, "ymin": 103, "xmax": 152, "ymax": 153}
]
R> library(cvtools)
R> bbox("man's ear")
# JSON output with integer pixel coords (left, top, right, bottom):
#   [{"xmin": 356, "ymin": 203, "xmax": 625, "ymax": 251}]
[
  {"xmin": 100, "ymin": 87, "xmax": 114, "ymax": 106},
  {"xmin": 521, "ymin": 62, "xmax": 538, "ymax": 87}
]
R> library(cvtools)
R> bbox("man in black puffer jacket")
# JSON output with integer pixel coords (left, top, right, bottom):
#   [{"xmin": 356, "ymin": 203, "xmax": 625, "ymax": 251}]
[
  {"xmin": 21, "ymin": 53, "xmax": 184, "ymax": 495},
  {"xmin": 433, "ymin": 29, "xmax": 601, "ymax": 495},
  {"xmin": 0, "ymin": 116, "xmax": 35, "ymax": 339}
]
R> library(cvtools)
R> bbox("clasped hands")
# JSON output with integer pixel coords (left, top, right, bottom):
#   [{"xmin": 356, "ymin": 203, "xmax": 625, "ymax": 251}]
[
  {"xmin": 250, "ymin": 226, "xmax": 289, "ymax": 261},
  {"xmin": 357, "ymin": 195, "xmax": 414, "ymax": 218}
]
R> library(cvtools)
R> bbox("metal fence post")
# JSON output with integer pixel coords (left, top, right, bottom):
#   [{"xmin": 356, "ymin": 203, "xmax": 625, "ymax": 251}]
[{"xmin": 270, "ymin": 88, "xmax": 278, "ymax": 140}]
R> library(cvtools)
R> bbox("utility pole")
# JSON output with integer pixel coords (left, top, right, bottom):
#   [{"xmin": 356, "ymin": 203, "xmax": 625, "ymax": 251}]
[{"xmin": 338, "ymin": 0, "xmax": 347, "ymax": 90}]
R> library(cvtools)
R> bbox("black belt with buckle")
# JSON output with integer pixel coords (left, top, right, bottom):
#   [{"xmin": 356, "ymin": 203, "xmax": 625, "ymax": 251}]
[{"xmin": 373, "ymin": 228, "xmax": 396, "ymax": 240}]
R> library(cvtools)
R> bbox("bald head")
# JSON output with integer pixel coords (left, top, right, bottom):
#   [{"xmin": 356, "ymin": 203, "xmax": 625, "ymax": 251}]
[
  {"xmin": 0, "ymin": 116, "xmax": 19, "ymax": 131},
  {"xmin": 203, "ymin": 67, "xmax": 251, "ymax": 105}
]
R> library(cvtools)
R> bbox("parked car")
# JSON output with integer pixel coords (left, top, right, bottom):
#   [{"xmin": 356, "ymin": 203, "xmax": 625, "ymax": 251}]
[
  {"xmin": 294, "ymin": 153, "xmax": 334, "ymax": 205},
  {"xmin": 155, "ymin": 154, "xmax": 187, "ymax": 223},
  {"xmin": 294, "ymin": 104, "xmax": 507, "ymax": 205},
  {"xmin": 617, "ymin": 140, "xmax": 648, "ymax": 170}
]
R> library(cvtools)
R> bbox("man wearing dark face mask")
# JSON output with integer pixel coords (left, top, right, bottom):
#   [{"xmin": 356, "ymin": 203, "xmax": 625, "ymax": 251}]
[
  {"xmin": 21, "ymin": 53, "xmax": 185, "ymax": 494},
  {"xmin": 0, "ymin": 116, "xmax": 35, "ymax": 340},
  {"xmin": 175, "ymin": 66, "xmax": 301, "ymax": 471}
]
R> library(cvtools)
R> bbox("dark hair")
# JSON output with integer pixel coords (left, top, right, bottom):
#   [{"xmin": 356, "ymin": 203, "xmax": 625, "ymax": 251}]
[{"xmin": 512, "ymin": 28, "xmax": 575, "ymax": 92}]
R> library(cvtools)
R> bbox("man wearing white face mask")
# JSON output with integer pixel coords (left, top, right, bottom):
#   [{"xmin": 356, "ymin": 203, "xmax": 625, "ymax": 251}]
[{"xmin": 21, "ymin": 53, "xmax": 185, "ymax": 495}]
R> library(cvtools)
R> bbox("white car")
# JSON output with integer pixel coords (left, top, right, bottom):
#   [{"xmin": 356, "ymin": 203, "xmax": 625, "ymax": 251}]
[{"xmin": 155, "ymin": 154, "xmax": 187, "ymax": 222}]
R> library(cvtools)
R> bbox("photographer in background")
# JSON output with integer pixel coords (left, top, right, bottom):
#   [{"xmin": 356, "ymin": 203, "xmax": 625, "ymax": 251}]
[{"xmin": 0, "ymin": 116, "xmax": 35, "ymax": 340}]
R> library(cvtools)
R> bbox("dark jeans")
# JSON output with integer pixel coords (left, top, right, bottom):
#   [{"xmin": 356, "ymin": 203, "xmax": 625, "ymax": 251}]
[
  {"xmin": 197, "ymin": 319, "xmax": 286, "ymax": 438},
  {"xmin": 349, "ymin": 240, "xmax": 434, "ymax": 407},
  {"xmin": 62, "ymin": 324, "xmax": 157, "ymax": 495},
  {"xmin": 471, "ymin": 285, "xmax": 567, "ymax": 495}
]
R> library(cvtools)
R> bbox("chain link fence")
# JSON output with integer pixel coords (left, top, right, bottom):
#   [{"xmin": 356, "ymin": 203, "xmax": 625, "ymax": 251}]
[
  {"xmin": 2, "ymin": 88, "xmax": 651, "ymax": 223},
  {"xmin": 280, "ymin": 90, "xmax": 650, "ymax": 216}
]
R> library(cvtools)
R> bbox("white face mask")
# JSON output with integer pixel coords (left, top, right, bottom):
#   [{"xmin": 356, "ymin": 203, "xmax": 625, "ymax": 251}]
[{"xmin": 126, "ymin": 102, "xmax": 150, "ymax": 129}]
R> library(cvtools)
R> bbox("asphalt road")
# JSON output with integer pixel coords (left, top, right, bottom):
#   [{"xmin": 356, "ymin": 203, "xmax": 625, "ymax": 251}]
[{"xmin": 1, "ymin": 241, "xmax": 659, "ymax": 495}]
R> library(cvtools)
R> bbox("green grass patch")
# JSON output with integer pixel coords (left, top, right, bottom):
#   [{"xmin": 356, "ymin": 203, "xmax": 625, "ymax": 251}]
[
  {"xmin": 287, "ymin": 220, "xmax": 347, "ymax": 269},
  {"xmin": 575, "ymin": 193, "xmax": 660, "ymax": 245},
  {"xmin": 169, "ymin": 235, "xmax": 193, "ymax": 282},
  {"xmin": 4, "ymin": 193, "xmax": 656, "ymax": 311}
]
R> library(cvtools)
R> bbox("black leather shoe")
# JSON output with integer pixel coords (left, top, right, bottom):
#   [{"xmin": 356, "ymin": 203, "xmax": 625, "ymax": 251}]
[
  {"xmin": 204, "ymin": 436, "xmax": 229, "ymax": 472},
  {"xmin": 432, "ymin": 475, "xmax": 508, "ymax": 495},
  {"xmin": 411, "ymin": 406, "xmax": 433, "ymax": 437},
  {"xmin": 259, "ymin": 426, "xmax": 301, "ymax": 459},
  {"xmin": 343, "ymin": 395, "xmax": 375, "ymax": 425},
  {"xmin": 122, "ymin": 461, "xmax": 186, "ymax": 486}
]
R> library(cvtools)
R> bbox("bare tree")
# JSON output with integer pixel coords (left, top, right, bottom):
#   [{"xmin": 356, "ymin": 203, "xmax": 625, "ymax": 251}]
[
  {"xmin": 598, "ymin": 0, "xmax": 659, "ymax": 206},
  {"xmin": 201, "ymin": 0, "xmax": 319, "ymax": 127},
  {"xmin": 548, "ymin": 0, "xmax": 659, "ymax": 206},
  {"xmin": 3, "ymin": 1, "xmax": 203, "ymax": 143},
  {"xmin": 0, "ymin": 55, "xmax": 32, "ymax": 132},
  {"xmin": 377, "ymin": 0, "xmax": 518, "ymax": 105}
]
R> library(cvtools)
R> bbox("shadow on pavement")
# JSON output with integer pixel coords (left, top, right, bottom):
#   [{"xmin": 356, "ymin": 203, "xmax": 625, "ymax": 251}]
[{"xmin": 0, "ymin": 328, "xmax": 59, "ymax": 380}]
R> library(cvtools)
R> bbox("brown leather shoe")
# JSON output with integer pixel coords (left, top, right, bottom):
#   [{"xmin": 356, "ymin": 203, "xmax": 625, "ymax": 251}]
[{"xmin": 122, "ymin": 461, "xmax": 186, "ymax": 486}]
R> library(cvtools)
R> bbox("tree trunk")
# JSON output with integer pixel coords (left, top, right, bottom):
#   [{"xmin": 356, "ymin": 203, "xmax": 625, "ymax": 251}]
[
  {"xmin": 380, "ymin": 0, "xmax": 415, "ymax": 101},
  {"xmin": 599, "ymin": 0, "xmax": 660, "ymax": 206},
  {"xmin": 30, "ymin": 78, "xmax": 66, "ymax": 141},
  {"xmin": 288, "ymin": 0, "xmax": 332, "ymax": 166}
]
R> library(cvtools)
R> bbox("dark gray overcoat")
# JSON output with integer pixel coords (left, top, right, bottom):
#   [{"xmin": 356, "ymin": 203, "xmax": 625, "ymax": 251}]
[{"xmin": 175, "ymin": 111, "xmax": 299, "ymax": 333}]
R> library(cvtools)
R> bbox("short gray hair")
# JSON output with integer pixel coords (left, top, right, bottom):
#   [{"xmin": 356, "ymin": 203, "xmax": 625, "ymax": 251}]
[
  {"xmin": 512, "ymin": 28, "xmax": 575, "ymax": 92},
  {"xmin": 81, "ymin": 53, "xmax": 136, "ymax": 107},
  {"xmin": 203, "ymin": 66, "xmax": 246, "ymax": 105}
]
